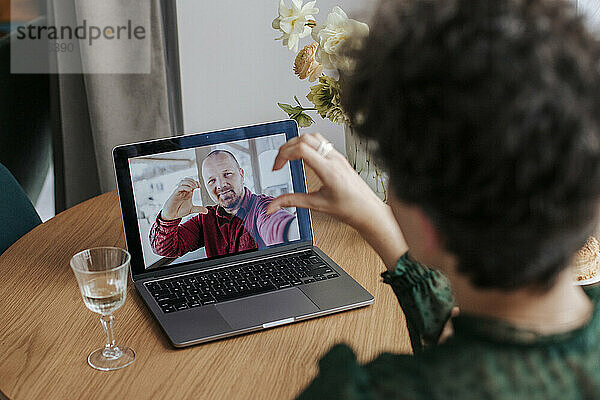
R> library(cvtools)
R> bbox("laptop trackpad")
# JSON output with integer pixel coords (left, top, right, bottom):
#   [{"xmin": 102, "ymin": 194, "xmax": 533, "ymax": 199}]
[{"xmin": 216, "ymin": 288, "xmax": 319, "ymax": 330}]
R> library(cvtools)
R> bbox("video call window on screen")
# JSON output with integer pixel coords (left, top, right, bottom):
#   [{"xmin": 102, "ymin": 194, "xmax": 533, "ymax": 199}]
[{"xmin": 129, "ymin": 133, "xmax": 300, "ymax": 270}]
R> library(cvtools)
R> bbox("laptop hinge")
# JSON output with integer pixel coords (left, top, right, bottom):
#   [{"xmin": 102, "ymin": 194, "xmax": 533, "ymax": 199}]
[{"xmin": 132, "ymin": 242, "xmax": 314, "ymax": 282}]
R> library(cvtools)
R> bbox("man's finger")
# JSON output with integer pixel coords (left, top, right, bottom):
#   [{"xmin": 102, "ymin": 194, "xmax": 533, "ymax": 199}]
[
  {"xmin": 266, "ymin": 193, "xmax": 322, "ymax": 214},
  {"xmin": 190, "ymin": 206, "xmax": 208, "ymax": 214},
  {"xmin": 177, "ymin": 183, "xmax": 195, "ymax": 193},
  {"xmin": 181, "ymin": 178, "xmax": 200, "ymax": 188}
]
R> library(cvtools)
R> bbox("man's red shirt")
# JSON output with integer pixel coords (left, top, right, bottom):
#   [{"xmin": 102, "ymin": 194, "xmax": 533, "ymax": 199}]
[{"xmin": 149, "ymin": 188, "xmax": 296, "ymax": 259}]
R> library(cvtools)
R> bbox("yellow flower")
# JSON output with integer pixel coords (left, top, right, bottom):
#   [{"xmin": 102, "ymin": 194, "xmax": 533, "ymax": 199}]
[
  {"xmin": 294, "ymin": 42, "xmax": 323, "ymax": 82},
  {"xmin": 272, "ymin": 0, "xmax": 319, "ymax": 52},
  {"xmin": 306, "ymin": 76, "xmax": 349, "ymax": 125}
]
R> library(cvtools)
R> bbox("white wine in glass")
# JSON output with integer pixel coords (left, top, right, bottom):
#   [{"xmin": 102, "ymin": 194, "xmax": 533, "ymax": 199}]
[
  {"xmin": 70, "ymin": 247, "xmax": 135, "ymax": 371},
  {"xmin": 82, "ymin": 278, "xmax": 126, "ymax": 314}
]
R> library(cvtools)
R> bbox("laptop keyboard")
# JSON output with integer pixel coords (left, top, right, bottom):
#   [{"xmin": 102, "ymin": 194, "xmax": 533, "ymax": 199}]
[{"xmin": 145, "ymin": 251, "xmax": 340, "ymax": 313}]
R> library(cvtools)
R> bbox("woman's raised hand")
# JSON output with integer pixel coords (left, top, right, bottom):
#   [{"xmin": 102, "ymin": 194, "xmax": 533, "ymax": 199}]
[
  {"xmin": 267, "ymin": 133, "xmax": 407, "ymax": 269},
  {"xmin": 266, "ymin": 133, "xmax": 384, "ymax": 230}
]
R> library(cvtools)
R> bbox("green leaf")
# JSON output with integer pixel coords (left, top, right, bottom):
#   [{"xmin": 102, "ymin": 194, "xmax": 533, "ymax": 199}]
[
  {"xmin": 277, "ymin": 102, "xmax": 314, "ymax": 127},
  {"xmin": 294, "ymin": 111, "xmax": 314, "ymax": 127},
  {"xmin": 277, "ymin": 102, "xmax": 298, "ymax": 115}
]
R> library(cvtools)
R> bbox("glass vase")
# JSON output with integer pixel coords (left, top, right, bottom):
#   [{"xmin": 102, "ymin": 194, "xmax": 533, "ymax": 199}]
[{"xmin": 344, "ymin": 124, "xmax": 388, "ymax": 201}]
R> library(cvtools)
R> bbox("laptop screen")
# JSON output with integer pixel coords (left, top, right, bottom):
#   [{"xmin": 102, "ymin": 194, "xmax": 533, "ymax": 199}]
[{"xmin": 122, "ymin": 128, "xmax": 307, "ymax": 271}]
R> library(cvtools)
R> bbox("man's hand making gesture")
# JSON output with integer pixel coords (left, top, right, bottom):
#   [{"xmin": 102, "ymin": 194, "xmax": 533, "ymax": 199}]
[{"xmin": 161, "ymin": 178, "xmax": 208, "ymax": 221}]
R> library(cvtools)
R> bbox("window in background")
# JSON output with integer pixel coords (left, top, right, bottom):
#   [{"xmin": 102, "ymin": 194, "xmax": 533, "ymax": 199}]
[{"xmin": 0, "ymin": 0, "xmax": 42, "ymax": 38}]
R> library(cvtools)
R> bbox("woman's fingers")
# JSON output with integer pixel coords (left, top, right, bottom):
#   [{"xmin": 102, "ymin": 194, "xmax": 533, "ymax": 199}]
[
  {"xmin": 273, "ymin": 134, "xmax": 344, "ymax": 184},
  {"xmin": 274, "ymin": 142, "xmax": 331, "ymax": 181},
  {"xmin": 266, "ymin": 192, "xmax": 324, "ymax": 215},
  {"xmin": 273, "ymin": 133, "xmax": 320, "ymax": 171}
]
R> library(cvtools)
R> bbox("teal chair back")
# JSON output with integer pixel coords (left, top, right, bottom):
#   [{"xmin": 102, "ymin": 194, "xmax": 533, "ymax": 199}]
[{"xmin": 0, "ymin": 163, "xmax": 42, "ymax": 255}]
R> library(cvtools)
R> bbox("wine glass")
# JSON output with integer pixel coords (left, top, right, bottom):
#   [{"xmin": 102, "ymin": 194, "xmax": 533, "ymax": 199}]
[{"xmin": 70, "ymin": 247, "xmax": 135, "ymax": 371}]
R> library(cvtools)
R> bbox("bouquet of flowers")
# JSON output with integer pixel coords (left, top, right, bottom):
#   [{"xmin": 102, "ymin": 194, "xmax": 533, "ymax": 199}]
[
  {"xmin": 272, "ymin": 0, "xmax": 387, "ymax": 200},
  {"xmin": 271, "ymin": 0, "xmax": 368, "ymax": 128}
]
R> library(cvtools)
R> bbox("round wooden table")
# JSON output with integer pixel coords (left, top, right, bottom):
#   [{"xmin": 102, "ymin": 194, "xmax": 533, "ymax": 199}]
[{"xmin": 0, "ymin": 176, "xmax": 411, "ymax": 400}]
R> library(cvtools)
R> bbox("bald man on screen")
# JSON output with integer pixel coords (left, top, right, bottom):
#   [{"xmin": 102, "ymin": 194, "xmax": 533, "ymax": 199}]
[{"xmin": 150, "ymin": 150, "xmax": 299, "ymax": 259}]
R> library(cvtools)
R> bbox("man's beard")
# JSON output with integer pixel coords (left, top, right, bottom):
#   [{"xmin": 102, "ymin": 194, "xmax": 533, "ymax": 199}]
[{"xmin": 218, "ymin": 188, "xmax": 242, "ymax": 210}]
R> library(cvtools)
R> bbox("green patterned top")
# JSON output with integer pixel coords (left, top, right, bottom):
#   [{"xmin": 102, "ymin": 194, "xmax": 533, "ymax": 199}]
[{"xmin": 297, "ymin": 253, "xmax": 600, "ymax": 399}]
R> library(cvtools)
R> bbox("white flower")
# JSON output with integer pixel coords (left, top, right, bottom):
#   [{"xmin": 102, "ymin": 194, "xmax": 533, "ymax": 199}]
[
  {"xmin": 272, "ymin": 0, "xmax": 319, "ymax": 52},
  {"xmin": 311, "ymin": 6, "xmax": 369, "ymax": 70}
]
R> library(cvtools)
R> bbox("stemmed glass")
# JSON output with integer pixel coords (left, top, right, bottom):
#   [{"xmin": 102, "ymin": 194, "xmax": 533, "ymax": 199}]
[{"xmin": 70, "ymin": 247, "xmax": 136, "ymax": 371}]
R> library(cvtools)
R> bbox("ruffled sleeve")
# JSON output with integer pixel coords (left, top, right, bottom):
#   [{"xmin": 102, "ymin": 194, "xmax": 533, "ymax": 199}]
[
  {"xmin": 296, "ymin": 344, "xmax": 424, "ymax": 400},
  {"xmin": 381, "ymin": 253, "xmax": 455, "ymax": 353},
  {"xmin": 296, "ymin": 344, "xmax": 371, "ymax": 400}
]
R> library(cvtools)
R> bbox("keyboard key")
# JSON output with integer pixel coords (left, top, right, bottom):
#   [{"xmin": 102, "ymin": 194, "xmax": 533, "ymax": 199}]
[
  {"xmin": 309, "ymin": 267, "xmax": 330, "ymax": 276},
  {"xmin": 202, "ymin": 299, "xmax": 217, "ymax": 305},
  {"xmin": 326, "ymin": 273, "xmax": 339, "ymax": 279},
  {"xmin": 147, "ymin": 283, "xmax": 160, "ymax": 291},
  {"xmin": 303, "ymin": 278, "xmax": 315, "ymax": 284},
  {"xmin": 175, "ymin": 303, "xmax": 188, "ymax": 311},
  {"xmin": 277, "ymin": 282, "xmax": 292, "ymax": 289},
  {"xmin": 156, "ymin": 293, "xmax": 178, "ymax": 302},
  {"xmin": 315, "ymin": 276, "xmax": 327, "ymax": 281},
  {"xmin": 161, "ymin": 305, "xmax": 176, "ymax": 313},
  {"xmin": 291, "ymin": 280, "xmax": 303, "ymax": 286},
  {"xmin": 188, "ymin": 301, "xmax": 201, "ymax": 308}
]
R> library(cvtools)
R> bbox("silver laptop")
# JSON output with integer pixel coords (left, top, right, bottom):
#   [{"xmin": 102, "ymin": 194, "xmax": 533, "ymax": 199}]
[{"xmin": 113, "ymin": 120, "xmax": 373, "ymax": 347}]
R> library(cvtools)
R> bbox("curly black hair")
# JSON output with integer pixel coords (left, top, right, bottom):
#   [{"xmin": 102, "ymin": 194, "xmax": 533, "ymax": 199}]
[{"xmin": 341, "ymin": 0, "xmax": 600, "ymax": 289}]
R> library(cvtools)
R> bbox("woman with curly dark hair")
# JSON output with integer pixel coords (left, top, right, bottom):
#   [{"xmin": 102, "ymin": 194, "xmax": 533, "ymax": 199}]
[{"xmin": 268, "ymin": 0, "xmax": 600, "ymax": 398}]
